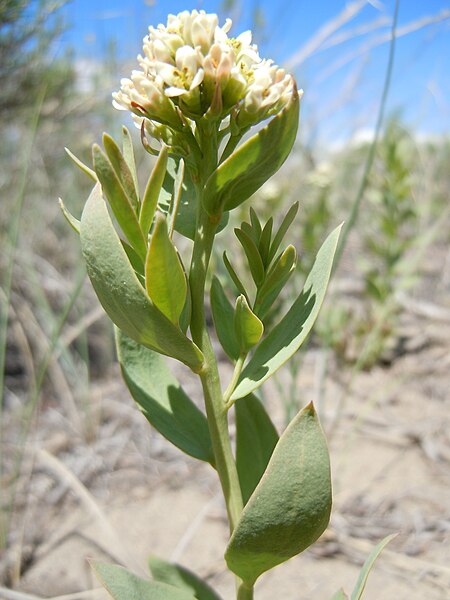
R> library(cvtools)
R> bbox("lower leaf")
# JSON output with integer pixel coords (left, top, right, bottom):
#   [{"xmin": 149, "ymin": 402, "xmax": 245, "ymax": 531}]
[
  {"xmin": 149, "ymin": 555, "xmax": 222, "ymax": 600},
  {"xmin": 225, "ymin": 402, "xmax": 331, "ymax": 585},
  {"xmin": 91, "ymin": 561, "xmax": 196, "ymax": 600}
]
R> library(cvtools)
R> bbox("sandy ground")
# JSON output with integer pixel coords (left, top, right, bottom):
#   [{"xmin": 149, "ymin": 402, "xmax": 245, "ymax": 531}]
[{"xmin": 3, "ymin": 300, "xmax": 449, "ymax": 600}]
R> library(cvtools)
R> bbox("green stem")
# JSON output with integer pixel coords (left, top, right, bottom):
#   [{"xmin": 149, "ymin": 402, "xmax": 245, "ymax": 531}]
[
  {"xmin": 237, "ymin": 582, "xmax": 254, "ymax": 600},
  {"xmin": 189, "ymin": 208, "xmax": 244, "ymax": 532},
  {"xmin": 224, "ymin": 353, "xmax": 246, "ymax": 407}
]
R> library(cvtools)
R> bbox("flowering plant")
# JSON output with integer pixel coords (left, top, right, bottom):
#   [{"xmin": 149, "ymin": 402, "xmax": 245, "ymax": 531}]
[{"xmin": 61, "ymin": 10, "xmax": 392, "ymax": 600}]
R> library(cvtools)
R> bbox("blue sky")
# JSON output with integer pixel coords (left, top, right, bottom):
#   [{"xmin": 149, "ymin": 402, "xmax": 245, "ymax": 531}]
[{"xmin": 59, "ymin": 0, "xmax": 450, "ymax": 143}]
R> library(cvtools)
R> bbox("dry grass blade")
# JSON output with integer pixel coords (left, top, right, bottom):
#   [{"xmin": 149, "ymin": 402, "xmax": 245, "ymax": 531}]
[
  {"xmin": 285, "ymin": 0, "xmax": 371, "ymax": 69},
  {"xmin": 36, "ymin": 449, "xmax": 140, "ymax": 572},
  {"xmin": 316, "ymin": 9, "xmax": 450, "ymax": 83}
]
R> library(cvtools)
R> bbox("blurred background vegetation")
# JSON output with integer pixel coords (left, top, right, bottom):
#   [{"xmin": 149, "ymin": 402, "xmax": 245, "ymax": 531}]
[{"xmin": 1, "ymin": 0, "xmax": 449, "ymax": 591}]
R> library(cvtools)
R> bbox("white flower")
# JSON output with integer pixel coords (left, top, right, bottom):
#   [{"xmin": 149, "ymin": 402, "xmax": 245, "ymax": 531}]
[{"xmin": 112, "ymin": 10, "xmax": 298, "ymax": 149}]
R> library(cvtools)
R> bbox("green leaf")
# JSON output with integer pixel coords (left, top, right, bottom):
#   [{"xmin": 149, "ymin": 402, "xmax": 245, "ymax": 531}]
[
  {"xmin": 351, "ymin": 534, "xmax": 396, "ymax": 600},
  {"xmin": 235, "ymin": 228, "xmax": 265, "ymax": 287},
  {"xmin": 256, "ymin": 244, "xmax": 297, "ymax": 317},
  {"xmin": 92, "ymin": 144, "xmax": 147, "ymax": 262},
  {"xmin": 235, "ymin": 394, "xmax": 279, "ymax": 504},
  {"xmin": 330, "ymin": 590, "xmax": 349, "ymax": 600},
  {"xmin": 258, "ymin": 217, "xmax": 273, "ymax": 267},
  {"xmin": 225, "ymin": 403, "xmax": 331, "ymax": 584},
  {"xmin": 267, "ymin": 202, "xmax": 299, "ymax": 264},
  {"xmin": 249, "ymin": 207, "xmax": 262, "ymax": 243},
  {"xmin": 58, "ymin": 198, "xmax": 80, "ymax": 234},
  {"xmin": 223, "ymin": 252, "xmax": 249, "ymax": 302},
  {"xmin": 149, "ymin": 555, "xmax": 222, "ymax": 600},
  {"xmin": 122, "ymin": 126, "xmax": 139, "ymax": 198},
  {"xmin": 159, "ymin": 157, "xmax": 228, "ymax": 240},
  {"xmin": 140, "ymin": 144, "xmax": 169, "ymax": 238},
  {"xmin": 91, "ymin": 561, "xmax": 195, "ymax": 600},
  {"xmin": 64, "ymin": 147, "xmax": 97, "ymax": 181},
  {"xmin": 80, "ymin": 184, "xmax": 204, "ymax": 371},
  {"xmin": 234, "ymin": 295, "xmax": 264, "ymax": 353},
  {"xmin": 146, "ymin": 213, "xmax": 187, "ymax": 325},
  {"xmin": 103, "ymin": 133, "xmax": 139, "ymax": 211},
  {"xmin": 231, "ymin": 224, "xmax": 342, "ymax": 400},
  {"xmin": 202, "ymin": 90, "xmax": 299, "ymax": 214},
  {"xmin": 116, "ymin": 330, "xmax": 214, "ymax": 464},
  {"xmin": 210, "ymin": 276, "xmax": 240, "ymax": 361}
]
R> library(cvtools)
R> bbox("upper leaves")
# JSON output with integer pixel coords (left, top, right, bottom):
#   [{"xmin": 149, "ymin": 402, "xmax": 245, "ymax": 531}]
[
  {"xmin": 202, "ymin": 90, "xmax": 299, "ymax": 216},
  {"xmin": 80, "ymin": 184, "xmax": 204, "ymax": 371},
  {"xmin": 145, "ymin": 213, "xmax": 187, "ymax": 325},
  {"xmin": 231, "ymin": 224, "xmax": 342, "ymax": 400}
]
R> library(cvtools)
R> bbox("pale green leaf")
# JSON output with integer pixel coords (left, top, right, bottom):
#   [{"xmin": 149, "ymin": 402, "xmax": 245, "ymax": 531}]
[
  {"xmin": 258, "ymin": 217, "xmax": 273, "ymax": 267},
  {"xmin": 203, "ymin": 90, "xmax": 299, "ymax": 214},
  {"xmin": 92, "ymin": 144, "xmax": 147, "ymax": 262},
  {"xmin": 149, "ymin": 555, "xmax": 222, "ymax": 600},
  {"xmin": 267, "ymin": 202, "xmax": 299, "ymax": 264},
  {"xmin": 140, "ymin": 144, "xmax": 168, "ymax": 237},
  {"xmin": 64, "ymin": 147, "xmax": 97, "ymax": 181},
  {"xmin": 146, "ymin": 213, "xmax": 187, "ymax": 324},
  {"xmin": 158, "ymin": 158, "xmax": 229, "ymax": 241},
  {"xmin": 351, "ymin": 534, "xmax": 396, "ymax": 600},
  {"xmin": 223, "ymin": 252, "xmax": 249, "ymax": 302},
  {"xmin": 235, "ymin": 228, "xmax": 265, "ymax": 287},
  {"xmin": 225, "ymin": 403, "xmax": 331, "ymax": 584},
  {"xmin": 210, "ymin": 276, "xmax": 240, "ymax": 361},
  {"xmin": 235, "ymin": 394, "xmax": 278, "ymax": 504},
  {"xmin": 91, "ymin": 561, "xmax": 195, "ymax": 600},
  {"xmin": 234, "ymin": 295, "xmax": 264, "ymax": 353},
  {"xmin": 58, "ymin": 198, "xmax": 80, "ymax": 234},
  {"xmin": 256, "ymin": 245, "xmax": 297, "ymax": 317},
  {"xmin": 80, "ymin": 184, "xmax": 204, "ymax": 371},
  {"xmin": 330, "ymin": 590, "xmax": 349, "ymax": 600},
  {"xmin": 249, "ymin": 207, "xmax": 262, "ymax": 243},
  {"xmin": 103, "ymin": 133, "xmax": 139, "ymax": 211},
  {"xmin": 231, "ymin": 224, "xmax": 342, "ymax": 400},
  {"xmin": 122, "ymin": 126, "xmax": 139, "ymax": 198},
  {"xmin": 116, "ymin": 330, "xmax": 214, "ymax": 464}
]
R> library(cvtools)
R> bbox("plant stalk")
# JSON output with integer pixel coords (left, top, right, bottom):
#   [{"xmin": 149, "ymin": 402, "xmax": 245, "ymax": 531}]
[{"xmin": 189, "ymin": 208, "xmax": 244, "ymax": 531}]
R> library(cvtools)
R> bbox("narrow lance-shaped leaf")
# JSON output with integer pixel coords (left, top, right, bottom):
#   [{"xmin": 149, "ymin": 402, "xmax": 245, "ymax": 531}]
[
  {"xmin": 122, "ymin": 126, "xmax": 139, "ymax": 198},
  {"xmin": 149, "ymin": 556, "xmax": 222, "ymax": 600},
  {"xmin": 234, "ymin": 295, "xmax": 264, "ymax": 353},
  {"xmin": 249, "ymin": 207, "xmax": 262, "ymax": 243},
  {"xmin": 64, "ymin": 147, "xmax": 97, "ymax": 181},
  {"xmin": 223, "ymin": 252, "xmax": 249, "ymax": 302},
  {"xmin": 92, "ymin": 144, "xmax": 147, "ymax": 262},
  {"xmin": 80, "ymin": 184, "xmax": 203, "ymax": 371},
  {"xmin": 235, "ymin": 394, "xmax": 279, "ymax": 504},
  {"xmin": 140, "ymin": 144, "xmax": 168, "ymax": 237},
  {"xmin": 267, "ymin": 201, "xmax": 299, "ymax": 264},
  {"xmin": 255, "ymin": 244, "xmax": 297, "ymax": 317},
  {"xmin": 91, "ymin": 562, "xmax": 196, "ymax": 600},
  {"xmin": 235, "ymin": 227, "xmax": 265, "ymax": 287},
  {"xmin": 351, "ymin": 534, "xmax": 396, "ymax": 600},
  {"xmin": 330, "ymin": 591, "xmax": 349, "ymax": 600},
  {"xmin": 116, "ymin": 330, "xmax": 214, "ymax": 465},
  {"xmin": 225, "ymin": 402, "xmax": 332, "ymax": 584},
  {"xmin": 103, "ymin": 132, "xmax": 139, "ymax": 211},
  {"xmin": 258, "ymin": 217, "xmax": 273, "ymax": 267},
  {"xmin": 146, "ymin": 212, "xmax": 187, "ymax": 325},
  {"xmin": 210, "ymin": 276, "xmax": 240, "ymax": 361},
  {"xmin": 202, "ymin": 89, "xmax": 299, "ymax": 215},
  {"xmin": 58, "ymin": 198, "xmax": 80, "ymax": 234},
  {"xmin": 231, "ymin": 224, "xmax": 342, "ymax": 400}
]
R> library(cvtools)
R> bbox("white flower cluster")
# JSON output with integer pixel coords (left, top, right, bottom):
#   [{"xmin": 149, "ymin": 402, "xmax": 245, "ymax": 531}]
[{"xmin": 112, "ymin": 10, "xmax": 297, "ymax": 139}]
